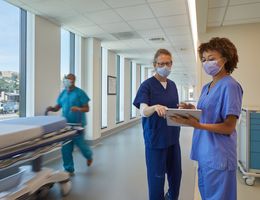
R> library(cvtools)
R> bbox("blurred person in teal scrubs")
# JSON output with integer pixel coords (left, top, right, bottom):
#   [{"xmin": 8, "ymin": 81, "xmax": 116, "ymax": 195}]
[{"xmin": 46, "ymin": 73, "xmax": 93, "ymax": 175}]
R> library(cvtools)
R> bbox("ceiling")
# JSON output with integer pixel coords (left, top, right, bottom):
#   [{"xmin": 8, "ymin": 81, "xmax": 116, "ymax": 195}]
[
  {"xmin": 5, "ymin": 0, "xmax": 260, "ymax": 86},
  {"xmin": 6, "ymin": 0, "xmax": 197, "ymax": 86},
  {"xmin": 197, "ymin": 0, "xmax": 260, "ymax": 32}
]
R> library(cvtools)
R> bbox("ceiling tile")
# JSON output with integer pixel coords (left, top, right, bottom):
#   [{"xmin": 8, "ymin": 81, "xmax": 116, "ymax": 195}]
[
  {"xmin": 229, "ymin": 0, "xmax": 260, "ymax": 6},
  {"xmin": 149, "ymin": 43, "xmax": 172, "ymax": 49},
  {"xmin": 99, "ymin": 22, "xmax": 132, "ymax": 33},
  {"xmin": 102, "ymin": 41, "xmax": 130, "ymax": 50},
  {"xmin": 147, "ymin": 0, "xmax": 170, "ymax": 2},
  {"xmin": 168, "ymin": 34, "xmax": 192, "ymax": 44},
  {"xmin": 95, "ymin": 33, "xmax": 118, "ymax": 41},
  {"xmin": 158, "ymin": 15, "xmax": 189, "ymax": 28},
  {"xmin": 103, "ymin": 0, "xmax": 146, "ymax": 8},
  {"xmin": 207, "ymin": 7, "xmax": 226, "ymax": 25},
  {"xmin": 137, "ymin": 29, "xmax": 165, "ymax": 39},
  {"xmin": 22, "ymin": 0, "xmax": 74, "ymax": 18},
  {"xmin": 223, "ymin": 17, "xmax": 260, "ymax": 26},
  {"xmin": 225, "ymin": 3, "xmax": 260, "ymax": 21},
  {"xmin": 79, "ymin": 25, "xmax": 105, "ymax": 36},
  {"xmin": 116, "ymin": 4, "xmax": 154, "ymax": 20},
  {"xmin": 6, "ymin": 0, "xmax": 25, "ymax": 7},
  {"xmin": 207, "ymin": 21, "xmax": 222, "ymax": 27},
  {"xmin": 128, "ymin": 19, "xmax": 160, "ymax": 30},
  {"xmin": 63, "ymin": 0, "xmax": 109, "ymax": 13},
  {"xmin": 208, "ymin": 0, "xmax": 228, "ymax": 8},
  {"xmin": 59, "ymin": 16, "xmax": 95, "ymax": 27},
  {"xmin": 123, "ymin": 39, "xmax": 150, "ymax": 49},
  {"xmin": 85, "ymin": 10, "xmax": 123, "ymax": 25},
  {"xmin": 164, "ymin": 26, "xmax": 190, "ymax": 35},
  {"xmin": 149, "ymin": 0, "xmax": 186, "ymax": 17}
]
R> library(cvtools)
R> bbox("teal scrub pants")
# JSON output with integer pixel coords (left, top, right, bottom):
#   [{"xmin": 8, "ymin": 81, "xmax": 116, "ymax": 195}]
[{"xmin": 62, "ymin": 133, "xmax": 93, "ymax": 173}]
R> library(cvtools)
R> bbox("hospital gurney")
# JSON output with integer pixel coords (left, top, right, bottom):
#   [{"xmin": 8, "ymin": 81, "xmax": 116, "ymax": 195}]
[{"xmin": 0, "ymin": 116, "xmax": 84, "ymax": 199}]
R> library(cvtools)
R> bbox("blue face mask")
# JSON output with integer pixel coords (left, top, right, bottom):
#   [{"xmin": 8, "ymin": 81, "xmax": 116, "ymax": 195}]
[
  {"xmin": 63, "ymin": 79, "xmax": 72, "ymax": 89},
  {"xmin": 203, "ymin": 60, "xmax": 222, "ymax": 76},
  {"xmin": 156, "ymin": 65, "xmax": 171, "ymax": 77}
]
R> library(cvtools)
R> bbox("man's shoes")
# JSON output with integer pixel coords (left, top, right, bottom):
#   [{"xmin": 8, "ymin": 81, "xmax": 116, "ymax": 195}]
[
  {"xmin": 165, "ymin": 192, "xmax": 178, "ymax": 200},
  {"xmin": 87, "ymin": 159, "xmax": 93, "ymax": 167},
  {"xmin": 164, "ymin": 192, "xmax": 171, "ymax": 200}
]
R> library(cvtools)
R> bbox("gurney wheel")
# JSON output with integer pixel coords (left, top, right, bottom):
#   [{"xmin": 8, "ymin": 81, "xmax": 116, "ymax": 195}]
[
  {"xmin": 37, "ymin": 184, "xmax": 53, "ymax": 199},
  {"xmin": 245, "ymin": 177, "xmax": 255, "ymax": 186},
  {"xmin": 38, "ymin": 185, "xmax": 50, "ymax": 198},
  {"xmin": 60, "ymin": 181, "xmax": 72, "ymax": 196}
]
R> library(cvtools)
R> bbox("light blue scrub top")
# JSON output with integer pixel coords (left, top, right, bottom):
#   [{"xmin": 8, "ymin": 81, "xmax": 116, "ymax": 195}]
[
  {"xmin": 190, "ymin": 76, "xmax": 243, "ymax": 170},
  {"xmin": 57, "ymin": 87, "xmax": 90, "ymax": 127}
]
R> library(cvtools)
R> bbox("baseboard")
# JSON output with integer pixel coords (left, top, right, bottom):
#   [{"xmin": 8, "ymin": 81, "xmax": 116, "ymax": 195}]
[{"xmin": 87, "ymin": 119, "xmax": 141, "ymax": 146}]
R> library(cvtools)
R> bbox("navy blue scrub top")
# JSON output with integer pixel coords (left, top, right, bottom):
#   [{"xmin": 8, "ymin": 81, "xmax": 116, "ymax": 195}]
[{"xmin": 133, "ymin": 76, "xmax": 180, "ymax": 149}]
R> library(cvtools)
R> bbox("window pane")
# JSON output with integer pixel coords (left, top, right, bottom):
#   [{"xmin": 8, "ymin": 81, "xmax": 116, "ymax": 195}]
[
  {"xmin": 131, "ymin": 62, "xmax": 137, "ymax": 118},
  {"xmin": 75, "ymin": 34, "xmax": 81, "ymax": 87},
  {"xmin": 116, "ymin": 55, "xmax": 124, "ymax": 122},
  {"xmin": 0, "ymin": 1, "xmax": 20, "ymax": 120},
  {"xmin": 116, "ymin": 55, "xmax": 120, "ymax": 122},
  {"xmin": 101, "ymin": 47, "xmax": 108, "ymax": 128},
  {"xmin": 60, "ymin": 28, "xmax": 70, "ymax": 81},
  {"xmin": 119, "ymin": 56, "xmax": 124, "ymax": 121}
]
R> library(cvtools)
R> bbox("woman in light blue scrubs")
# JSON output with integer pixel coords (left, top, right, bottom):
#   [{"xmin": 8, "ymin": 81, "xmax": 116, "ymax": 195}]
[
  {"xmin": 171, "ymin": 37, "xmax": 243, "ymax": 200},
  {"xmin": 133, "ymin": 49, "xmax": 181, "ymax": 200}
]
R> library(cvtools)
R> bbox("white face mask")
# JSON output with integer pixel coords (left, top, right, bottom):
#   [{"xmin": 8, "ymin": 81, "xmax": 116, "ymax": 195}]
[
  {"xmin": 156, "ymin": 65, "xmax": 171, "ymax": 77},
  {"xmin": 63, "ymin": 78, "xmax": 72, "ymax": 89}
]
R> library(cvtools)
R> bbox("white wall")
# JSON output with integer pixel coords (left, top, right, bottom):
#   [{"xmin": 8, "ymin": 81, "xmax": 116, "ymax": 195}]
[
  {"xmin": 124, "ymin": 59, "xmax": 131, "ymax": 120},
  {"xmin": 84, "ymin": 37, "xmax": 102, "ymax": 140},
  {"xmin": 198, "ymin": 23, "xmax": 260, "ymax": 107},
  {"xmin": 100, "ymin": 52, "xmax": 140, "ymax": 136},
  {"xmin": 107, "ymin": 50, "xmax": 116, "ymax": 129},
  {"xmin": 33, "ymin": 16, "xmax": 60, "ymax": 115}
]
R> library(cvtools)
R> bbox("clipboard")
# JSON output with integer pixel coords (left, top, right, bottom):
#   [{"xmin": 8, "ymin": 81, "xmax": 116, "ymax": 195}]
[{"xmin": 166, "ymin": 108, "xmax": 202, "ymax": 127}]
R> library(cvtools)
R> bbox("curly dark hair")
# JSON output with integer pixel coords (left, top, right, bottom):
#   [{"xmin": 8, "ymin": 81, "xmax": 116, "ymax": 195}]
[{"xmin": 198, "ymin": 37, "xmax": 239, "ymax": 73}]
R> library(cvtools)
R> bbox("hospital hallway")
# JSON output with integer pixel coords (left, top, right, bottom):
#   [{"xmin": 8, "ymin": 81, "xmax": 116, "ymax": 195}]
[{"xmin": 46, "ymin": 123, "xmax": 260, "ymax": 200}]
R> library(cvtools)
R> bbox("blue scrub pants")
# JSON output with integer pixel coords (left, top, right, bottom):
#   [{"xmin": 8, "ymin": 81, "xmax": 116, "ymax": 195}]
[
  {"xmin": 62, "ymin": 133, "xmax": 93, "ymax": 173},
  {"xmin": 198, "ymin": 164, "xmax": 236, "ymax": 200},
  {"xmin": 145, "ymin": 143, "xmax": 182, "ymax": 200}
]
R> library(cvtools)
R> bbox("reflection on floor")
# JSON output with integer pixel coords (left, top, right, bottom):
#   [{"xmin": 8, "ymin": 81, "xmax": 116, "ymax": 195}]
[
  {"xmin": 45, "ymin": 123, "xmax": 260, "ymax": 200},
  {"xmin": 46, "ymin": 124, "xmax": 196, "ymax": 200}
]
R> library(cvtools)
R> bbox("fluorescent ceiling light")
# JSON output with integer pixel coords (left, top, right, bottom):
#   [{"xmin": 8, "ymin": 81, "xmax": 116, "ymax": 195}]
[{"xmin": 187, "ymin": 0, "xmax": 198, "ymax": 61}]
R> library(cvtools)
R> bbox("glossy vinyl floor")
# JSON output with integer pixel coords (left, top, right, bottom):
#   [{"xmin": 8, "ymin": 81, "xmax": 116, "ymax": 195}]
[
  {"xmin": 46, "ymin": 123, "xmax": 260, "ymax": 200},
  {"xmin": 46, "ymin": 124, "xmax": 195, "ymax": 200}
]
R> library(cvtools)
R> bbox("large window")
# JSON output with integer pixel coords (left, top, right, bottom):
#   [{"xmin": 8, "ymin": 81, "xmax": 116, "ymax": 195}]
[
  {"xmin": 60, "ymin": 29, "xmax": 70, "ymax": 80},
  {"xmin": 74, "ymin": 34, "xmax": 81, "ymax": 87},
  {"xmin": 116, "ymin": 55, "xmax": 124, "ymax": 123},
  {"xmin": 130, "ymin": 62, "xmax": 137, "ymax": 118},
  {"xmin": 101, "ymin": 47, "xmax": 108, "ymax": 128},
  {"xmin": 0, "ymin": 1, "xmax": 27, "ymax": 120},
  {"xmin": 60, "ymin": 29, "xmax": 79, "ymax": 87}
]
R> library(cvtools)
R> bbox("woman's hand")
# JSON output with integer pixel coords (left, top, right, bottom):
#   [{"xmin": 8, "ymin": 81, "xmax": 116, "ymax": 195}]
[
  {"xmin": 170, "ymin": 114, "xmax": 200, "ymax": 128},
  {"xmin": 178, "ymin": 102, "xmax": 195, "ymax": 109},
  {"xmin": 154, "ymin": 105, "xmax": 168, "ymax": 117}
]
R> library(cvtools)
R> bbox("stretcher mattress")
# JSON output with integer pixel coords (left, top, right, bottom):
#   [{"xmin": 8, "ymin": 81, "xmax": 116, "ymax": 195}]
[{"xmin": 0, "ymin": 116, "xmax": 67, "ymax": 149}]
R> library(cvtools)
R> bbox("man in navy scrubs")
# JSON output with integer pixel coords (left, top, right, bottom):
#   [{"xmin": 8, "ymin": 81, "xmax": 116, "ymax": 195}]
[{"xmin": 133, "ymin": 49, "xmax": 181, "ymax": 200}]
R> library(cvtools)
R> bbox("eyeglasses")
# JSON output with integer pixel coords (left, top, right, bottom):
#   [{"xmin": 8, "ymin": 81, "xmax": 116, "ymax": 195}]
[{"xmin": 155, "ymin": 61, "xmax": 172, "ymax": 67}]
